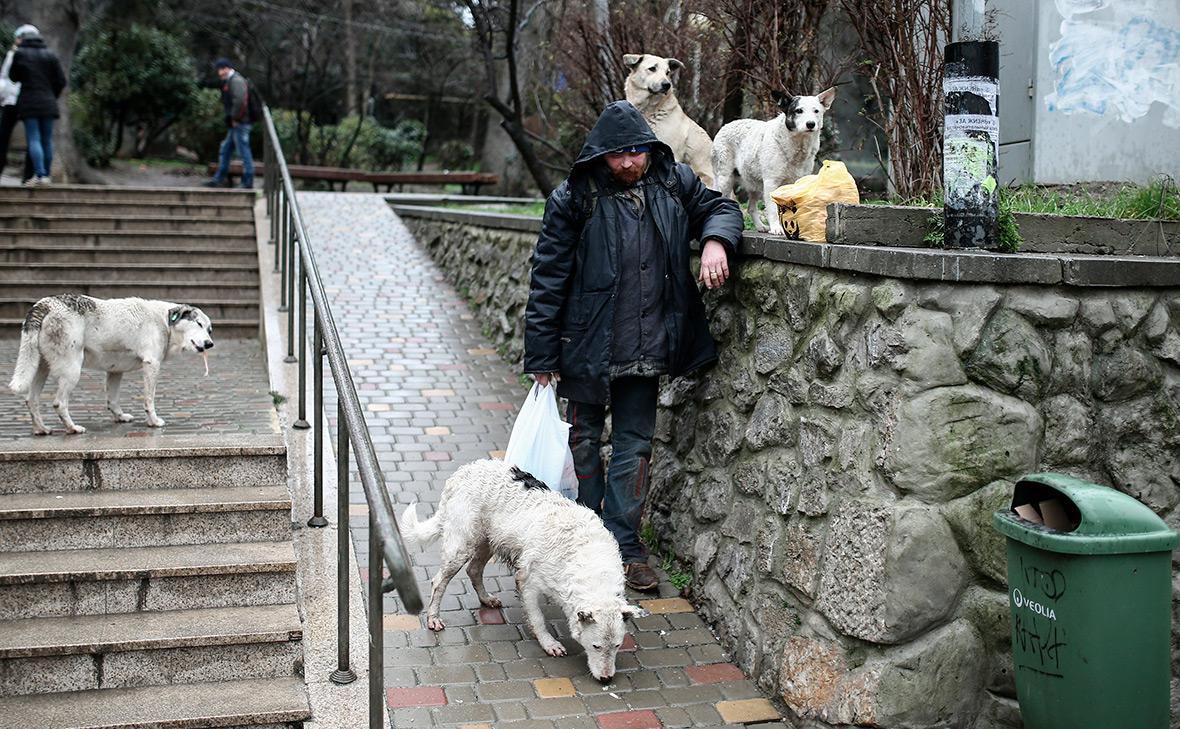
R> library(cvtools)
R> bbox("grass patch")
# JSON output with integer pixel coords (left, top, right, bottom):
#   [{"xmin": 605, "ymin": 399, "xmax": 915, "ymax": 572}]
[
  {"xmin": 869, "ymin": 176, "xmax": 1180, "ymax": 221},
  {"xmin": 922, "ymin": 186, "xmax": 1023, "ymax": 253},
  {"xmin": 269, "ymin": 390, "xmax": 287, "ymax": 407},
  {"xmin": 640, "ymin": 522, "xmax": 693, "ymax": 592},
  {"xmin": 444, "ymin": 201, "xmax": 547, "ymax": 217}
]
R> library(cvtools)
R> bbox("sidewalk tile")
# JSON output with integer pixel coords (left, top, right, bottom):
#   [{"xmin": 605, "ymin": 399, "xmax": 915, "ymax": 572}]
[
  {"xmin": 387, "ymin": 686, "xmax": 447, "ymax": 708},
  {"xmin": 383, "ymin": 614, "xmax": 422, "ymax": 631},
  {"xmin": 534, "ymin": 677, "xmax": 577, "ymax": 698},
  {"xmin": 639, "ymin": 598, "xmax": 694, "ymax": 614},
  {"xmin": 685, "ymin": 663, "xmax": 744, "ymax": 684},
  {"xmin": 620, "ymin": 633, "xmax": 637, "ymax": 652},
  {"xmin": 477, "ymin": 607, "xmax": 506, "ymax": 625},
  {"xmin": 596, "ymin": 709, "xmax": 663, "ymax": 729},
  {"xmin": 714, "ymin": 698, "xmax": 780, "ymax": 723}
]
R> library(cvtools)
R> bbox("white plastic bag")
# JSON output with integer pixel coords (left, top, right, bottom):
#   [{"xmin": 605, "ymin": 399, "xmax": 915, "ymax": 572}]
[{"xmin": 504, "ymin": 383, "xmax": 578, "ymax": 500}]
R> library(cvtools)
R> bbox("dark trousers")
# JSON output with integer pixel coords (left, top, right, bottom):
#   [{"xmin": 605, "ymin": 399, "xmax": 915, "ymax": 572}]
[
  {"xmin": 0, "ymin": 105, "xmax": 32, "ymax": 181},
  {"xmin": 567, "ymin": 376, "xmax": 659, "ymax": 564}
]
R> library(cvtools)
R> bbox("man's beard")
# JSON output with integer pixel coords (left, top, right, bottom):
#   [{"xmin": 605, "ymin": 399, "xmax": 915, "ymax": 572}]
[{"xmin": 611, "ymin": 167, "xmax": 645, "ymax": 186}]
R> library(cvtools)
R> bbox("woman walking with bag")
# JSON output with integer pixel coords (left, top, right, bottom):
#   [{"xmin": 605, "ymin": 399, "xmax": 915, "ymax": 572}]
[{"xmin": 9, "ymin": 25, "xmax": 65, "ymax": 186}]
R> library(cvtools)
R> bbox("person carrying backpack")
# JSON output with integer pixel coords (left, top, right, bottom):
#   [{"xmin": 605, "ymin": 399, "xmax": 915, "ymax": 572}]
[
  {"xmin": 523, "ymin": 100, "xmax": 742, "ymax": 591},
  {"xmin": 202, "ymin": 58, "xmax": 259, "ymax": 189}
]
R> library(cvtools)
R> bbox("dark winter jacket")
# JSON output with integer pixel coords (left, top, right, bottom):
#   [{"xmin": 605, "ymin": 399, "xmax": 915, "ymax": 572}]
[
  {"xmin": 9, "ymin": 38, "xmax": 65, "ymax": 120},
  {"xmin": 524, "ymin": 101, "xmax": 743, "ymax": 405},
  {"xmin": 221, "ymin": 71, "xmax": 249, "ymax": 125}
]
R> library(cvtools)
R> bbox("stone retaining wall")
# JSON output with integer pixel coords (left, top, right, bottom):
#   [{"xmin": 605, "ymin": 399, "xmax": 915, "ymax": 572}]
[{"xmin": 397, "ymin": 205, "xmax": 1180, "ymax": 729}]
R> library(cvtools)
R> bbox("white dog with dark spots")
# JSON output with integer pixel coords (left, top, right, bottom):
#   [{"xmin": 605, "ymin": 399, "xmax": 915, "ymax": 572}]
[
  {"xmin": 712, "ymin": 87, "xmax": 837, "ymax": 235},
  {"xmin": 8, "ymin": 295, "xmax": 215, "ymax": 434},
  {"xmin": 401, "ymin": 459, "xmax": 642, "ymax": 682},
  {"xmin": 623, "ymin": 53, "xmax": 715, "ymax": 188}
]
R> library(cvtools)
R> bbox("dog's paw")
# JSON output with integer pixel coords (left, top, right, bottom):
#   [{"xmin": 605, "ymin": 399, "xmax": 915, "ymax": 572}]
[
  {"xmin": 426, "ymin": 615, "xmax": 446, "ymax": 631},
  {"xmin": 114, "ymin": 413, "xmax": 133, "ymax": 423},
  {"xmin": 479, "ymin": 595, "xmax": 503, "ymax": 608},
  {"xmin": 32, "ymin": 426, "xmax": 50, "ymax": 436},
  {"xmin": 768, "ymin": 225, "xmax": 785, "ymax": 237},
  {"xmin": 146, "ymin": 417, "xmax": 166, "ymax": 428},
  {"xmin": 66, "ymin": 425, "xmax": 86, "ymax": 434},
  {"xmin": 541, "ymin": 642, "xmax": 567, "ymax": 657}
]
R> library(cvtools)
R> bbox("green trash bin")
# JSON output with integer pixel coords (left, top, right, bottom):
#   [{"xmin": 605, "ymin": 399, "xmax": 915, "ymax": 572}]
[{"xmin": 992, "ymin": 473, "xmax": 1178, "ymax": 729}]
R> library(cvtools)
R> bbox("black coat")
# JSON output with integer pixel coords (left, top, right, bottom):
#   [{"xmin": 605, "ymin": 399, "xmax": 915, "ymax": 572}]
[
  {"xmin": 524, "ymin": 101, "xmax": 744, "ymax": 405},
  {"xmin": 9, "ymin": 38, "xmax": 65, "ymax": 120}
]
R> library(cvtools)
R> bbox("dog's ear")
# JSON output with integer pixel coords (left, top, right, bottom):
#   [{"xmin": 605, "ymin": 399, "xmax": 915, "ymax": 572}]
[
  {"xmin": 771, "ymin": 89, "xmax": 793, "ymax": 111},
  {"xmin": 167, "ymin": 305, "xmax": 193, "ymax": 326},
  {"xmin": 816, "ymin": 86, "xmax": 837, "ymax": 109},
  {"xmin": 666, "ymin": 58, "xmax": 685, "ymax": 72},
  {"xmin": 577, "ymin": 610, "xmax": 596, "ymax": 624},
  {"xmin": 623, "ymin": 54, "xmax": 643, "ymax": 69}
]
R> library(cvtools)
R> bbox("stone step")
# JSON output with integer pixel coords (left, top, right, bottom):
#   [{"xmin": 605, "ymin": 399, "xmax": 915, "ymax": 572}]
[
  {"xmin": 0, "ymin": 676, "xmax": 310, "ymax": 728},
  {"xmin": 0, "ymin": 485, "xmax": 292, "ymax": 552},
  {"xmin": 0, "ymin": 230, "xmax": 257, "ymax": 249},
  {"xmin": 0, "ymin": 184, "xmax": 255, "ymax": 207},
  {"xmin": 0, "ymin": 279, "xmax": 260, "ymax": 304},
  {"xmin": 0, "ymin": 214, "xmax": 254, "ymax": 235},
  {"xmin": 6, "ymin": 200, "xmax": 255, "ymax": 220},
  {"xmin": 0, "ymin": 262, "xmax": 260, "ymax": 283},
  {"xmin": 0, "ymin": 603, "xmax": 302, "ymax": 696},
  {"xmin": 0, "ymin": 541, "xmax": 297, "ymax": 620},
  {"xmin": 0, "ymin": 244, "xmax": 259, "ymax": 265},
  {"xmin": 0, "ymin": 297, "xmax": 258, "ymax": 321},
  {"xmin": 0, "ymin": 438, "xmax": 285, "ymax": 494}
]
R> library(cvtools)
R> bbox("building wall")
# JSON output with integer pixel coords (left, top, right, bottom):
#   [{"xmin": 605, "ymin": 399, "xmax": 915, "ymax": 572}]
[{"xmin": 1032, "ymin": 0, "xmax": 1180, "ymax": 184}]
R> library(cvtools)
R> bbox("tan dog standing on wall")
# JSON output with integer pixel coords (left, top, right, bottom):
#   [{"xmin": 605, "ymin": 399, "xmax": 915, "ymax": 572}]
[{"xmin": 623, "ymin": 53, "xmax": 715, "ymax": 188}]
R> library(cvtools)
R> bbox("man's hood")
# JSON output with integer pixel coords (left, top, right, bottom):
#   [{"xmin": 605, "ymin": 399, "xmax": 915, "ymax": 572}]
[
  {"xmin": 572, "ymin": 101, "xmax": 671, "ymax": 172},
  {"xmin": 18, "ymin": 37, "xmax": 46, "ymax": 50}
]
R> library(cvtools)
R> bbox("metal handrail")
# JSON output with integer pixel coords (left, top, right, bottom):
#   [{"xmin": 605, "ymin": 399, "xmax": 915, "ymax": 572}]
[{"xmin": 259, "ymin": 105, "xmax": 423, "ymax": 729}]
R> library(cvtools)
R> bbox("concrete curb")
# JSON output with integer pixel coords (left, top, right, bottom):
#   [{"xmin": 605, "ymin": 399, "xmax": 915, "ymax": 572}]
[{"xmin": 255, "ymin": 199, "xmax": 386, "ymax": 728}]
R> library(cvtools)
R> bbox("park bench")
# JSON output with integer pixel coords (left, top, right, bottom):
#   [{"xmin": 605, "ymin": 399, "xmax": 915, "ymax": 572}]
[{"xmin": 209, "ymin": 161, "xmax": 499, "ymax": 194}]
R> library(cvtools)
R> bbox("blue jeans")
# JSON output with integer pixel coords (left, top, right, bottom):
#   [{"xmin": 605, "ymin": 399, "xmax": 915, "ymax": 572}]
[
  {"xmin": 213, "ymin": 122, "xmax": 254, "ymax": 187},
  {"xmin": 567, "ymin": 376, "xmax": 659, "ymax": 563},
  {"xmin": 23, "ymin": 116, "xmax": 54, "ymax": 178}
]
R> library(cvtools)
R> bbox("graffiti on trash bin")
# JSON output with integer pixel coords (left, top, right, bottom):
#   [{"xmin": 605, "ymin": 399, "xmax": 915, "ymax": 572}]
[{"xmin": 1012, "ymin": 556, "xmax": 1068, "ymax": 679}]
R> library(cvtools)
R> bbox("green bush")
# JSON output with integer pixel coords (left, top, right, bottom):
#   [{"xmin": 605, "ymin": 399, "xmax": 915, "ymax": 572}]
[
  {"xmin": 71, "ymin": 24, "xmax": 198, "ymax": 165},
  {"xmin": 266, "ymin": 110, "xmax": 425, "ymax": 170},
  {"xmin": 172, "ymin": 87, "xmax": 225, "ymax": 163},
  {"xmin": 436, "ymin": 139, "xmax": 475, "ymax": 170}
]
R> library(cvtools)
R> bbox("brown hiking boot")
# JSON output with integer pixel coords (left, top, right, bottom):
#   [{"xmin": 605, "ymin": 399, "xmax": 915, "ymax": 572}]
[{"xmin": 625, "ymin": 562, "xmax": 659, "ymax": 591}]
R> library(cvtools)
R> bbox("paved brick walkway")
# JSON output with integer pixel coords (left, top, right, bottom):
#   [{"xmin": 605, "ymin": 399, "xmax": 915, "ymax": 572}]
[
  {"xmin": 296, "ymin": 192, "xmax": 788, "ymax": 728},
  {"xmin": 0, "ymin": 338, "xmax": 277, "ymax": 439}
]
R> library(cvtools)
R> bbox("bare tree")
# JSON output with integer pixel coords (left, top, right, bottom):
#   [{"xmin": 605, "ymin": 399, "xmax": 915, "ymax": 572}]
[
  {"xmin": 462, "ymin": 0, "xmax": 555, "ymax": 195},
  {"xmin": 839, "ymin": 0, "xmax": 950, "ymax": 198}
]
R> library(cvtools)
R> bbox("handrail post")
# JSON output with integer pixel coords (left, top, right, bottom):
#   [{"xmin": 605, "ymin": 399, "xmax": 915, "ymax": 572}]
[
  {"xmin": 284, "ymin": 223, "xmax": 298, "ymax": 363},
  {"xmin": 293, "ymin": 264, "xmax": 310, "ymax": 428},
  {"xmin": 330, "ymin": 402, "xmax": 357, "ymax": 684},
  {"xmin": 308, "ymin": 317, "xmax": 328, "ymax": 528},
  {"xmin": 369, "ymin": 513, "xmax": 383, "ymax": 729},
  {"xmin": 278, "ymin": 193, "xmax": 288, "ymax": 302}
]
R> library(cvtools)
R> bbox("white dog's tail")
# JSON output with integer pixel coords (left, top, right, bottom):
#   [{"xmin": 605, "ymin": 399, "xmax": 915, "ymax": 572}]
[
  {"xmin": 7, "ymin": 326, "xmax": 40, "ymax": 397},
  {"xmin": 399, "ymin": 503, "xmax": 442, "ymax": 546}
]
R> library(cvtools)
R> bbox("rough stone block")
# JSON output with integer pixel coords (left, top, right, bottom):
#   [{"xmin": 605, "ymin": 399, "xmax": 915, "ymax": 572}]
[
  {"xmin": 1091, "ymin": 346, "xmax": 1162, "ymax": 402},
  {"xmin": 744, "ymin": 393, "xmax": 797, "ymax": 452},
  {"xmin": 1041, "ymin": 395, "xmax": 1095, "ymax": 466},
  {"xmin": 884, "ymin": 384, "xmax": 1041, "ymax": 503},
  {"xmin": 692, "ymin": 471, "xmax": 733, "ymax": 523},
  {"xmin": 815, "ymin": 501, "xmax": 967, "ymax": 643},
  {"xmin": 781, "ymin": 519, "xmax": 822, "ymax": 598},
  {"xmin": 695, "ymin": 408, "xmax": 745, "ymax": 466},
  {"xmin": 942, "ymin": 480, "xmax": 1013, "ymax": 585},
  {"xmin": 916, "ymin": 284, "xmax": 1001, "ymax": 355},
  {"xmin": 965, "ymin": 309, "xmax": 1050, "ymax": 401},
  {"xmin": 871, "ymin": 281, "xmax": 911, "ymax": 320},
  {"xmin": 892, "ymin": 308, "xmax": 967, "ymax": 392},
  {"xmin": 1004, "ymin": 287, "xmax": 1079, "ymax": 327}
]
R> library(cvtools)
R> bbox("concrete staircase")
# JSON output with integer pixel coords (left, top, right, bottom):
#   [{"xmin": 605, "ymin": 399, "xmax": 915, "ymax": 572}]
[
  {"xmin": 0, "ymin": 438, "xmax": 311, "ymax": 728},
  {"xmin": 0, "ymin": 185, "xmax": 260, "ymax": 339}
]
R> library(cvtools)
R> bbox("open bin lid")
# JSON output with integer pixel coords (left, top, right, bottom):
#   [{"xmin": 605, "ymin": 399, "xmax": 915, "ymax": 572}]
[{"xmin": 992, "ymin": 473, "xmax": 1179, "ymax": 555}]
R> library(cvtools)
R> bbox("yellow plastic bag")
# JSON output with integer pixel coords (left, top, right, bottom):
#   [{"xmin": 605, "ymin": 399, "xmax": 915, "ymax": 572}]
[{"xmin": 771, "ymin": 160, "xmax": 860, "ymax": 242}]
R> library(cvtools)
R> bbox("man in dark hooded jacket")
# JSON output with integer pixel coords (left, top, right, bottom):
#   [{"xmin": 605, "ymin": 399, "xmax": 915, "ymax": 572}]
[{"xmin": 524, "ymin": 101, "xmax": 742, "ymax": 590}]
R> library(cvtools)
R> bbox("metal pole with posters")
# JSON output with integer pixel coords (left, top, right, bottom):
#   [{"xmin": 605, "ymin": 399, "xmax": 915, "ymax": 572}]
[{"xmin": 944, "ymin": 0, "xmax": 1000, "ymax": 249}]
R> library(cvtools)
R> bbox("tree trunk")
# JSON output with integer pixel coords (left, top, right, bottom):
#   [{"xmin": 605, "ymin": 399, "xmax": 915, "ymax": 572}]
[
  {"xmin": 343, "ymin": 0, "xmax": 358, "ymax": 116},
  {"xmin": 23, "ymin": 0, "xmax": 101, "ymax": 183}
]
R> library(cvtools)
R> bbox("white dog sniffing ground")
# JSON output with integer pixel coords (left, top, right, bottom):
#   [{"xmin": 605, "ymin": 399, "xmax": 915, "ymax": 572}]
[
  {"xmin": 401, "ymin": 459, "xmax": 642, "ymax": 682},
  {"xmin": 712, "ymin": 87, "xmax": 837, "ymax": 235},
  {"xmin": 624, "ymin": 53, "xmax": 715, "ymax": 188},
  {"xmin": 8, "ymin": 295, "xmax": 215, "ymax": 434}
]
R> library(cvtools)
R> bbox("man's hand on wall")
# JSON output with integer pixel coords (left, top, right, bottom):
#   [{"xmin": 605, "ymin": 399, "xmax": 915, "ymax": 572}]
[{"xmin": 699, "ymin": 239, "xmax": 731, "ymax": 289}]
